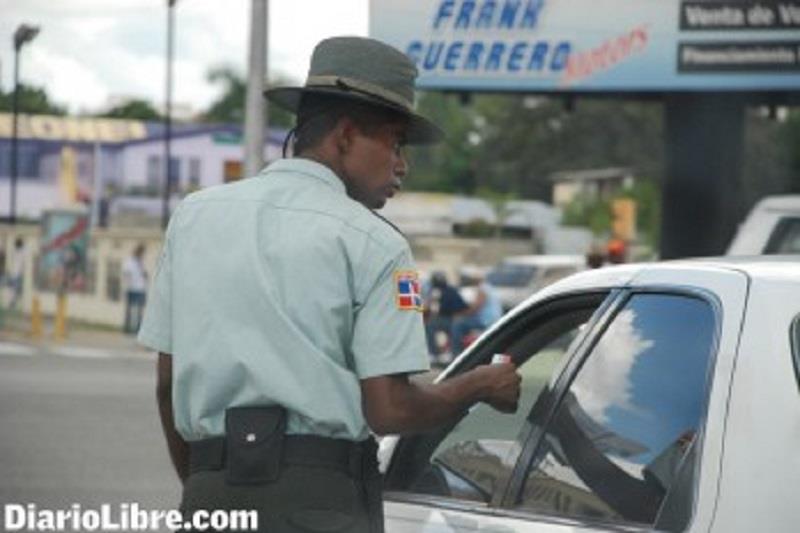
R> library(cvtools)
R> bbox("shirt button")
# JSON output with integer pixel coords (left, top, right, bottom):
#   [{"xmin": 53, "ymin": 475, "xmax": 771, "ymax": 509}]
[{"xmin": 246, "ymin": 433, "xmax": 256, "ymax": 443}]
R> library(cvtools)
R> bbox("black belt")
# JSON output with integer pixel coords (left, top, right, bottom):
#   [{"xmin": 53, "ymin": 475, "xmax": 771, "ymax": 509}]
[{"xmin": 189, "ymin": 434, "xmax": 379, "ymax": 479}]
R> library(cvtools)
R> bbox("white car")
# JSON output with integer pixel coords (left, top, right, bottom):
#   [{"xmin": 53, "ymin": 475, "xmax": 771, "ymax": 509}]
[
  {"xmin": 486, "ymin": 255, "xmax": 586, "ymax": 311},
  {"xmin": 380, "ymin": 257, "xmax": 800, "ymax": 533},
  {"xmin": 727, "ymin": 195, "xmax": 800, "ymax": 255}
]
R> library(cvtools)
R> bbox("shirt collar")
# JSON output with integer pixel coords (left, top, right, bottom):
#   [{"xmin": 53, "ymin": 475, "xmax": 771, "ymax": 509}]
[{"xmin": 263, "ymin": 158, "xmax": 347, "ymax": 195}]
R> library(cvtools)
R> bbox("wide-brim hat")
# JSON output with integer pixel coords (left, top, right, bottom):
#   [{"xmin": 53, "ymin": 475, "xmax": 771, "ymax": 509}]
[{"xmin": 265, "ymin": 36, "xmax": 443, "ymax": 145}]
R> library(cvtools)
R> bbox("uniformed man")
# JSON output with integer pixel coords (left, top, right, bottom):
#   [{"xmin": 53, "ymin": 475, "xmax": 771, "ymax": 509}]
[{"xmin": 140, "ymin": 36, "xmax": 521, "ymax": 533}]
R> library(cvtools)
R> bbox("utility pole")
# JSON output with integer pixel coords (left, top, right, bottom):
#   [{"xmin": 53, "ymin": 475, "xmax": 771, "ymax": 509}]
[
  {"xmin": 162, "ymin": 0, "xmax": 177, "ymax": 230},
  {"xmin": 243, "ymin": 0, "xmax": 268, "ymax": 179},
  {"xmin": 9, "ymin": 24, "xmax": 40, "ymax": 225}
]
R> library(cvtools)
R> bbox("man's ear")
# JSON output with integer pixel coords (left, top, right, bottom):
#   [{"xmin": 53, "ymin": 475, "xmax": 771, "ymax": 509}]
[{"xmin": 336, "ymin": 116, "xmax": 357, "ymax": 155}]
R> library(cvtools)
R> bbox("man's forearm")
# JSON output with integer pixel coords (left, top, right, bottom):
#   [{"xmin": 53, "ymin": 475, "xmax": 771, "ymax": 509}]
[
  {"xmin": 362, "ymin": 371, "xmax": 488, "ymax": 435},
  {"xmin": 157, "ymin": 392, "xmax": 189, "ymax": 482},
  {"xmin": 156, "ymin": 352, "xmax": 188, "ymax": 482}
]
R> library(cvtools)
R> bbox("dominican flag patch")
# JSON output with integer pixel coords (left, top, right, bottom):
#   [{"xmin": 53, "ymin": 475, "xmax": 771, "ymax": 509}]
[{"xmin": 394, "ymin": 270, "xmax": 423, "ymax": 311}]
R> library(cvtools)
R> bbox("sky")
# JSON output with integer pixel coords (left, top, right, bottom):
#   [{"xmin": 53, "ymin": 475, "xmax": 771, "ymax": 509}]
[{"xmin": 0, "ymin": 0, "xmax": 368, "ymax": 115}]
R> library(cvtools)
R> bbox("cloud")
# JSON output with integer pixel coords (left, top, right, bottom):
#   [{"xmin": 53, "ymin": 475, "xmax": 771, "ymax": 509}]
[
  {"xmin": 0, "ymin": 0, "xmax": 148, "ymax": 16},
  {"xmin": 1, "ymin": 0, "xmax": 367, "ymax": 114},
  {"xmin": 27, "ymin": 47, "xmax": 108, "ymax": 112},
  {"xmin": 572, "ymin": 308, "xmax": 654, "ymax": 423}
]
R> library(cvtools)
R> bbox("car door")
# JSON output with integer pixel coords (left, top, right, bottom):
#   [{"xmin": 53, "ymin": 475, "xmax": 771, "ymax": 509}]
[
  {"xmin": 503, "ymin": 267, "xmax": 749, "ymax": 533},
  {"xmin": 382, "ymin": 266, "xmax": 748, "ymax": 533},
  {"xmin": 382, "ymin": 291, "xmax": 620, "ymax": 532}
]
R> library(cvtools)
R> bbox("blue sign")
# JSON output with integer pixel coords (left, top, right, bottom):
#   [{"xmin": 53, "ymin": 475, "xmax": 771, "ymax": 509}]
[{"xmin": 369, "ymin": 0, "xmax": 800, "ymax": 92}]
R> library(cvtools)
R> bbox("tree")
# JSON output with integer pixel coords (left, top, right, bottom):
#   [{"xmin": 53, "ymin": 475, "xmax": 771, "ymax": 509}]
[
  {"xmin": 406, "ymin": 93, "xmax": 666, "ymax": 205},
  {"xmin": 98, "ymin": 99, "xmax": 161, "ymax": 120},
  {"xmin": 562, "ymin": 180, "xmax": 661, "ymax": 247},
  {"xmin": 735, "ymin": 108, "xmax": 799, "ymax": 218},
  {"xmin": 407, "ymin": 91, "xmax": 480, "ymax": 193},
  {"xmin": 475, "ymin": 186, "xmax": 519, "ymax": 238},
  {"xmin": 561, "ymin": 193, "xmax": 613, "ymax": 238},
  {"xmin": 472, "ymin": 97, "xmax": 665, "ymax": 202},
  {"xmin": 0, "ymin": 83, "xmax": 67, "ymax": 115},
  {"xmin": 202, "ymin": 65, "xmax": 294, "ymax": 128},
  {"xmin": 203, "ymin": 66, "xmax": 245, "ymax": 123}
]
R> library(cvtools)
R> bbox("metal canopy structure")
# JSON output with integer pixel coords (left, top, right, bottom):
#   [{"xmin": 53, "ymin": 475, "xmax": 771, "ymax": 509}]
[{"xmin": 369, "ymin": 0, "xmax": 800, "ymax": 258}]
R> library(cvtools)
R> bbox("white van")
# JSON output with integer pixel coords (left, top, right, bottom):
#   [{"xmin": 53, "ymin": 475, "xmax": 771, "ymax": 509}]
[
  {"xmin": 727, "ymin": 195, "xmax": 800, "ymax": 255},
  {"xmin": 486, "ymin": 254, "xmax": 585, "ymax": 311}
]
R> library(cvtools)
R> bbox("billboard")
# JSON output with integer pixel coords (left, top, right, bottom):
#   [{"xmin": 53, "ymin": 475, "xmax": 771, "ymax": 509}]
[
  {"xmin": 37, "ymin": 209, "xmax": 91, "ymax": 293},
  {"xmin": 368, "ymin": 0, "xmax": 800, "ymax": 92}
]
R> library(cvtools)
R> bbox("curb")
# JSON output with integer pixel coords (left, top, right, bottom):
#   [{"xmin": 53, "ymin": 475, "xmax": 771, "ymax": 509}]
[{"xmin": 0, "ymin": 340, "xmax": 153, "ymax": 360}]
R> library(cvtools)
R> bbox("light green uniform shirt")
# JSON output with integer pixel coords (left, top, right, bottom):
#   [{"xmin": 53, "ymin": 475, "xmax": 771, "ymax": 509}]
[{"xmin": 138, "ymin": 158, "xmax": 430, "ymax": 441}]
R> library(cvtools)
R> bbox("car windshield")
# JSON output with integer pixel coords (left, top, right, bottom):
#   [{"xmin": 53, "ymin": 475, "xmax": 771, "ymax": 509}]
[{"xmin": 487, "ymin": 263, "xmax": 537, "ymax": 287}]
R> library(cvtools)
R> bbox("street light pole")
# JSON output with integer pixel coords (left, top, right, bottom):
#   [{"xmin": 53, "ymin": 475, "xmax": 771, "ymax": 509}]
[
  {"xmin": 244, "ymin": 0, "xmax": 268, "ymax": 179},
  {"xmin": 162, "ymin": 0, "xmax": 177, "ymax": 230},
  {"xmin": 10, "ymin": 44, "xmax": 21, "ymax": 225},
  {"xmin": 9, "ymin": 24, "xmax": 39, "ymax": 225}
]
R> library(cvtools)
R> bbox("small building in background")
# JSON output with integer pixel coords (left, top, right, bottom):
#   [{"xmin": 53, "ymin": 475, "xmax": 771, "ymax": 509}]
[
  {"xmin": 551, "ymin": 167, "xmax": 635, "ymax": 209},
  {"xmin": 0, "ymin": 112, "xmax": 286, "ymax": 221},
  {"xmin": 381, "ymin": 191, "xmax": 594, "ymax": 268}
]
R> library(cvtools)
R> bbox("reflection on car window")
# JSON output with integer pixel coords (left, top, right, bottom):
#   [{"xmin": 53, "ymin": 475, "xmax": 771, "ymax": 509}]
[
  {"xmin": 487, "ymin": 263, "xmax": 537, "ymax": 287},
  {"xmin": 386, "ymin": 302, "xmax": 602, "ymax": 505},
  {"xmin": 764, "ymin": 217, "xmax": 800, "ymax": 254},
  {"xmin": 425, "ymin": 338, "xmax": 568, "ymax": 501},
  {"xmin": 516, "ymin": 294, "xmax": 715, "ymax": 529}
]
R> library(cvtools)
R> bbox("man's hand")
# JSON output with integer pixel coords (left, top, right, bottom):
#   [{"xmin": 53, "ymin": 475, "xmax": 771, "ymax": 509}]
[{"xmin": 472, "ymin": 362, "xmax": 522, "ymax": 414}]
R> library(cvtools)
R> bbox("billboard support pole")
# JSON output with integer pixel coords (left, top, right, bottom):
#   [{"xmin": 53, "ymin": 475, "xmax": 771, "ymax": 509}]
[{"xmin": 660, "ymin": 93, "xmax": 747, "ymax": 259}]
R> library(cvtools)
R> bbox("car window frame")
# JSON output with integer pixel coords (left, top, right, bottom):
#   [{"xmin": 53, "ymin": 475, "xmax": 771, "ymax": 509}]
[
  {"xmin": 792, "ymin": 315, "xmax": 800, "ymax": 394},
  {"xmin": 382, "ymin": 290, "xmax": 620, "ymax": 512},
  {"xmin": 502, "ymin": 286, "xmax": 724, "ymax": 533}
]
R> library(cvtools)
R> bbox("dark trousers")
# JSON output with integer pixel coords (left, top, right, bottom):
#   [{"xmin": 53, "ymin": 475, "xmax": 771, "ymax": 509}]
[
  {"xmin": 123, "ymin": 291, "xmax": 146, "ymax": 334},
  {"xmin": 425, "ymin": 314, "xmax": 453, "ymax": 355},
  {"xmin": 184, "ymin": 437, "xmax": 383, "ymax": 533}
]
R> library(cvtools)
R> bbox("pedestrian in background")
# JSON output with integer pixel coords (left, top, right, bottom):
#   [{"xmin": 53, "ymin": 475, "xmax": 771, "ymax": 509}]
[
  {"xmin": 122, "ymin": 243, "xmax": 147, "ymax": 334},
  {"xmin": 7, "ymin": 238, "xmax": 26, "ymax": 311},
  {"xmin": 450, "ymin": 267, "xmax": 504, "ymax": 354},
  {"xmin": 0, "ymin": 246, "xmax": 6, "ymax": 327},
  {"xmin": 424, "ymin": 271, "xmax": 468, "ymax": 364},
  {"xmin": 139, "ymin": 36, "xmax": 521, "ymax": 533}
]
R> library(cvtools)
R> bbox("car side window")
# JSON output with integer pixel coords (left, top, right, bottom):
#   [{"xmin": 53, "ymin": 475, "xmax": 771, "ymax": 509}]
[
  {"xmin": 764, "ymin": 217, "xmax": 800, "ymax": 254},
  {"xmin": 384, "ymin": 295, "xmax": 607, "ymax": 506},
  {"xmin": 515, "ymin": 293, "xmax": 715, "ymax": 530}
]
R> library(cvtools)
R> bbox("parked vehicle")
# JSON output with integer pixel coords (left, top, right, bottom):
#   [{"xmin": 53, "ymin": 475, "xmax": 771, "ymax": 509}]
[
  {"xmin": 379, "ymin": 257, "xmax": 800, "ymax": 532},
  {"xmin": 727, "ymin": 195, "xmax": 800, "ymax": 255},
  {"xmin": 486, "ymin": 255, "xmax": 585, "ymax": 311}
]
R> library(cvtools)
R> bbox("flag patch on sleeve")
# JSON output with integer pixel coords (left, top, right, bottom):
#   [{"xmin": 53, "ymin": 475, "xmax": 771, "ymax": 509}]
[{"xmin": 394, "ymin": 270, "xmax": 423, "ymax": 311}]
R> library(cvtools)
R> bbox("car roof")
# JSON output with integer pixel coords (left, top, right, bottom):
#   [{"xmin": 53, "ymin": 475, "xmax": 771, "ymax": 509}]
[
  {"xmin": 449, "ymin": 255, "xmax": 799, "ymax": 376},
  {"xmin": 669, "ymin": 255, "xmax": 800, "ymax": 280},
  {"xmin": 754, "ymin": 195, "xmax": 800, "ymax": 213},
  {"xmin": 529, "ymin": 255, "xmax": 799, "ymax": 301}
]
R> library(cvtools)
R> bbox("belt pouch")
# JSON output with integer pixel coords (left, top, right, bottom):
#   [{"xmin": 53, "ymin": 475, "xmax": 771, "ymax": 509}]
[{"xmin": 224, "ymin": 405, "xmax": 286, "ymax": 485}]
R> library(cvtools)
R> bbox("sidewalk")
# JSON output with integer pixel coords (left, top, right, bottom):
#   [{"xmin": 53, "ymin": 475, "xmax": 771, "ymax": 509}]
[{"xmin": 0, "ymin": 311, "xmax": 152, "ymax": 360}]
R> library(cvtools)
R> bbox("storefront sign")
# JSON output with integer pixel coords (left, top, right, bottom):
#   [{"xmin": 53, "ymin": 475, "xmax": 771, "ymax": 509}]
[{"xmin": 0, "ymin": 114, "xmax": 148, "ymax": 143}]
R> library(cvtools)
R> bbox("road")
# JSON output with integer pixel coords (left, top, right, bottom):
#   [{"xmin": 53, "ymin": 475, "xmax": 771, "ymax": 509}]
[
  {"xmin": 0, "ymin": 348, "xmax": 181, "ymax": 518},
  {"xmin": 0, "ymin": 342, "xmax": 441, "ymax": 530}
]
